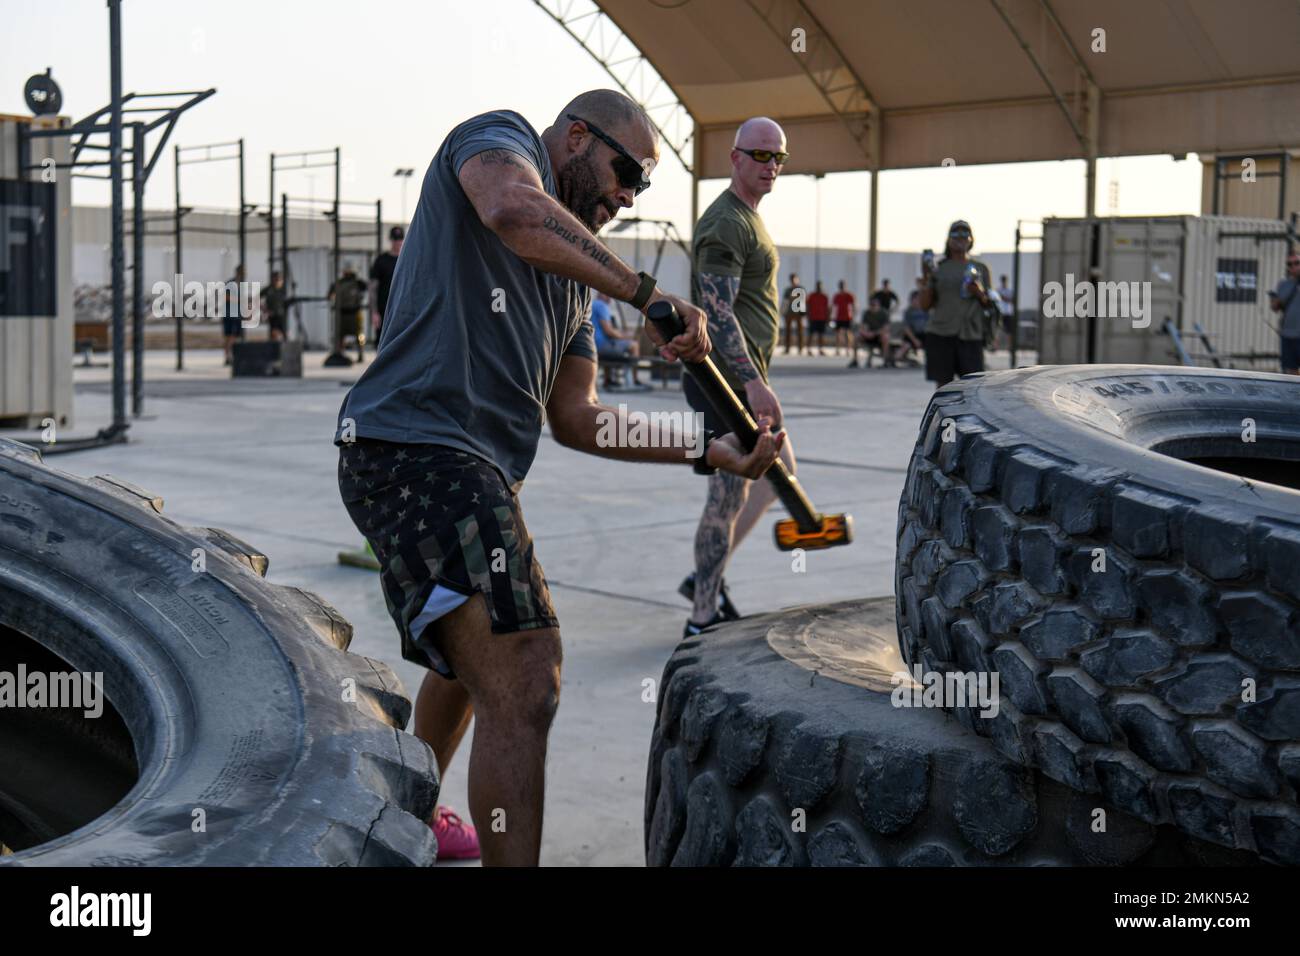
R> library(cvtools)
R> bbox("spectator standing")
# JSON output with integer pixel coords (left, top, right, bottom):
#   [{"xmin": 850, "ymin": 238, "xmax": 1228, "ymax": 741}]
[
  {"xmin": 329, "ymin": 266, "xmax": 368, "ymax": 363},
  {"xmin": 1268, "ymin": 251, "xmax": 1300, "ymax": 374},
  {"xmin": 996, "ymin": 274, "xmax": 1016, "ymax": 348},
  {"xmin": 919, "ymin": 219, "xmax": 992, "ymax": 386},
  {"xmin": 370, "ymin": 226, "xmax": 405, "ymax": 346},
  {"xmin": 259, "ymin": 270, "xmax": 288, "ymax": 342},
  {"xmin": 831, "ymin": 280, "xmax": 855, "ymax": 356},
  {"xmin": 806, "ymin": 280, "xmax": 830, "ymax": 354},
  {"xmin": 781, "ymin": 272, "xmax": 805, "ymax": 354},
  {"xmin": 870, "ymin": 278, "xmax": 898, "ymax": 318},
  {"xmin": 222, "ymin": 263, "xmax": 246, "ymax": 366}
]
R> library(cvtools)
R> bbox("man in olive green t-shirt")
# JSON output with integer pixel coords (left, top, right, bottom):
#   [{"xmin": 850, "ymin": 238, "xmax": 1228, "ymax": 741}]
[
  {"xmin": 919, "ymin": 219, "xmax": 992, "ymax": 386},
  {"xmin": 680, "ymin": 117, "xmax": 798, "ymax": 635}
]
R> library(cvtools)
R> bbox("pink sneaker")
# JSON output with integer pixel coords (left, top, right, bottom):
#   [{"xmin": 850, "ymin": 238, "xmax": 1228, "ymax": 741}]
[{"xmin": 431, "ymin": 806, "xmax": 480, "ymax": 861}]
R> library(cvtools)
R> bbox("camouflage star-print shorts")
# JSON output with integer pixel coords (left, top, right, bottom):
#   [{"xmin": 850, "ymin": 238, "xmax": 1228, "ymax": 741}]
[{"xmin": 337, "ymin": 438, "xmax": 558, "ymax": 676}]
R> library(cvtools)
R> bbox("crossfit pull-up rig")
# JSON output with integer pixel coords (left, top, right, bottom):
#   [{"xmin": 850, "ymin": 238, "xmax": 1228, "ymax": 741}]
[
  {"xmin": 172, "ymin": 138, "xmax": 260, "ymax": 371},
  {"xmin": 268, "ymin": 148, "xmax": 383, "ymax": 365},
  {"xmin": 14, "ymin": 0, "xmax": 210, "ymax": 449}
]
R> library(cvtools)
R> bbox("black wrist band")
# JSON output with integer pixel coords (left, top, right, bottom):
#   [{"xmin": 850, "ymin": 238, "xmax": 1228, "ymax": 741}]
[
  {"xmin": 693, "ymin": 428, "xmax": 717, "ymax": 476},
  {"xmin": 629, "ymin": 271, "xmax": 657, "ymax": 312}
]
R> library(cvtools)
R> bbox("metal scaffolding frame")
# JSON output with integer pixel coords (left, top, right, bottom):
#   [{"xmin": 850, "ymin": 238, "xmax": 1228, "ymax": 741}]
[
  {"xmin": 16, "ymin": 0, "xmax": 212, "ymax": 440},
  {"xmin": 746, "ymin": 0, "xmax": 880, "ymax": 289},
  {"xmin": 531, "ymin": 0, "xmax": 695, "ymax": 174},
  {"xmin": 275, "ymin": 187, "xmax": 383, "ymax": 358},
  {"xmin": 172, "ymin": 138, "xmax": 254, "ymax": 371},
  {"xmin": 745, "ymin": 0, "xmax": 877, "ymax": 161}
]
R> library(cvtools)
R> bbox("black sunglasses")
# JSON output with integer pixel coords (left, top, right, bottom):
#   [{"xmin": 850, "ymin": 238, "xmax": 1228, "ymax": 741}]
[
  {"xmin": 737, "ymin": 147, "xmax": 789, "ymax": 165},
  {"xmin": 567, "ymin": 113, "xmax": 651, "ymax": 196}
]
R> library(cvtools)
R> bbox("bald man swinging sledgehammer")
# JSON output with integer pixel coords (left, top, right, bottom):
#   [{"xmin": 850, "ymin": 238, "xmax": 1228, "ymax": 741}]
[{"xmin": 679, "ymin": 117, "xmax": 807, "ymax": 635}]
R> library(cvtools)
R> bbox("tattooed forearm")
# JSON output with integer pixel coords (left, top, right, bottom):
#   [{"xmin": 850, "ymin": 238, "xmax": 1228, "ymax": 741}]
[
  {"xmin": 478, "ymin": 149, "xmax": 526, "ymax": 169},
  {"xmin": 542, "ymin": 216, "xmax": 612, "ymax": 267},
  {"xmin": 543, "ymin": 215, "xmax": 579, "ymax": 244},
  {"xmin": 580, "ymin": 237, "xmax": 611, "ymax": 267},
  {"xmin": 697, "ymin": 271, "xmax": 756, "ymax": 382}
]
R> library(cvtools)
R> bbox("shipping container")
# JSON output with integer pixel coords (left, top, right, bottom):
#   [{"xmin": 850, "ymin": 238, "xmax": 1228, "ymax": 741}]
[
  {"xmin": 1, "ymin": 113, "xmax": 73, "ymax": 429},
  {"xmin": 1038, "ymin": 215, "xmax": 1290, "ymax": 369}
]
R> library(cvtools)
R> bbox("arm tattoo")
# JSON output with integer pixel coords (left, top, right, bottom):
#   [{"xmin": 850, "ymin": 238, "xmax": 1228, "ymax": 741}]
[
  {"xmin": 697, "ymin": 271, "xmax": 756, "ymax": 383},
  {"xmin": 477, "ymin": 148, "xmax": 526, "ymax": 170},
  {"xmin": 542, "ymin": 216, "xmax": 612, "ymax": 267}
]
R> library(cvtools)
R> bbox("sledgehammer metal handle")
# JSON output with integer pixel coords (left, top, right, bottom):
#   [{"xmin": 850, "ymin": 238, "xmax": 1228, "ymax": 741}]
[{"xmin": 647, "ymin": 300, "xmax": 822, "ymax": 534}]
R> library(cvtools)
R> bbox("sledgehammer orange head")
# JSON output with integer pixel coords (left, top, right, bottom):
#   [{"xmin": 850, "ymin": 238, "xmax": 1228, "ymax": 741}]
[{"xmin": 774, "ymin": 512, "xmax": 854, "ymax": 551}]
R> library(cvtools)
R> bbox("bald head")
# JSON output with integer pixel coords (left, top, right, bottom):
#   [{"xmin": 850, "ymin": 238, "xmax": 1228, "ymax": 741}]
[
  {"xmin": 730, "ymin": 116, "xmax": 787, "ymax": 206},
  {"xmin": 554, "ymin": 89, "xmax": 654, "ymax": 142},
  {"xmin": 734, "ymin": 116, "xmax": 786, "ymax": 150}
]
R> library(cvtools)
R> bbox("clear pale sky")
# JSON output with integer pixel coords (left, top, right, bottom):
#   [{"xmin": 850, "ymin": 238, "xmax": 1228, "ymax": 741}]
[{"xmin": 2, "ymin": 0, "xmax": 1203, "ymax": 252}]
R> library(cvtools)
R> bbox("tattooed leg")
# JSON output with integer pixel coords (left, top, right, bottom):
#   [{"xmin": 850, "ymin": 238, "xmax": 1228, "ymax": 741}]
[
  {"xmin": 691, "ymin": 471, "xmax": 750, "ymax": 623},
  {"xmin": 731, "ymin": 434, "xmax": 796, "ymax": 550}
]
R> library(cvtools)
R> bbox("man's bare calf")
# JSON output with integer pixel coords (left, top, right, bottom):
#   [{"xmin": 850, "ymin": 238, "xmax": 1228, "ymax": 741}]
[{"xmin": 423, "ymin": 593, "xmax": 562, "ymax": 866}]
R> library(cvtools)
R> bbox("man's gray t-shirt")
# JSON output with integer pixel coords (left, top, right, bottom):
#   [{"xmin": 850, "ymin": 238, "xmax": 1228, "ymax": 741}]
[
  {"xmin": 335, "ymin": 110, "xmax": 596, "ymax": 492},
  {"xmin": 1273, "ymin": 278, "xmax": 1300, "ymax": 338}
]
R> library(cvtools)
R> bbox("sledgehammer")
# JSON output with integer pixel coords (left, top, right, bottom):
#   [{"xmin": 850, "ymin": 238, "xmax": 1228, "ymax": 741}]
[{"xmin": 648, "ymin": 300, "xmax": 853, "ymax": 552}]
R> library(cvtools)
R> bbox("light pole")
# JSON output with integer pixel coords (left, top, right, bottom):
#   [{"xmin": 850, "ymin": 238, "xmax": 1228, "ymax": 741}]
[
  {"xmin": 813, "ymin": 173, "xmax": 824, "ymax": 285},
  {"xmin": 394, "ymin": 168, "xmax": 415, "ymax": 222}
]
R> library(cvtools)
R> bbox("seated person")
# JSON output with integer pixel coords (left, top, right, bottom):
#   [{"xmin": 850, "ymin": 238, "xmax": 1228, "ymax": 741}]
[
  {"xmin": 590, "ymin": 291, "xmax": 645, "ymax": 388},
  {"xmin": 894, "ymin": 292, "xmax": 928, "ymax": 364},
  {"xmin": 850, "ymin": 305, "xmax": 892, "ymax": 368}
]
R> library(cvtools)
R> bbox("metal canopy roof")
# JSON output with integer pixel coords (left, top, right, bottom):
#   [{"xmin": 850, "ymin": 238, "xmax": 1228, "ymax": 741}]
[{"xmin": 581, "ymin": 0, "xmax": 1300, "ymax": 179}]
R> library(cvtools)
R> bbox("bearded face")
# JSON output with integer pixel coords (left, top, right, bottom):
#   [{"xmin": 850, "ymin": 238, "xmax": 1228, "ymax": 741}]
[{"xmin": 558, "ymin": 142, "xmax": 618, "ymax": 233}]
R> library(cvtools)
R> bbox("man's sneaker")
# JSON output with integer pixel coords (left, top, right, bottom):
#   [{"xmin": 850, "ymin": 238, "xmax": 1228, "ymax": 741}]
[
  {"xmin": 431, "ymin": 806, "xmax": 480, "ymax": 861},
  {"xmin": 677, "ymin": 573, "xmax": 741, "ymax": 620},
  {"xmin": 683, "ymin": 611, "xmax": 730, "ymax": 638}
]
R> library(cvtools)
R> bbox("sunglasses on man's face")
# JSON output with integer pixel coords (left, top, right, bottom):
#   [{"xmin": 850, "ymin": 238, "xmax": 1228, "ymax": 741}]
[
  {"xmin": 1288, "ymin": 259, "xmax": 1300, "ymax": 266},
  {"xmin": 737, "ymin": 148, "xmax": 789, "ymax": 166},
  {"xmin": 566, "ymin": 113, "xmax": 651, "ymax": 196}
]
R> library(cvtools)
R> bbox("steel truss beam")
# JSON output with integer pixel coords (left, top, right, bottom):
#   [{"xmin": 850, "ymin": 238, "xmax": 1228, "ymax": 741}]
[
  {"xmin": 746, "ymin": 0, "xmax": 877, "ymax": 164},
  {"xmin": 532, "ymin": 0, "xmax": 695, "ymax": 173},
  {"xmin": 989, "ymin": 0, "xmax": 1096, "ymax": 152}
]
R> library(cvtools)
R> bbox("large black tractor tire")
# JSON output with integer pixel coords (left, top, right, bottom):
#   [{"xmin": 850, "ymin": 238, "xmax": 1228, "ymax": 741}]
[
  {"xmin": 0, "ymin": 438, "xmax": 438, "ymax": 866},
  {"xmin": 895, "ymin": 365, "xmax": 1300, "ymax": 865},
  {"xmin": 644, "ymin": 599, "xmax": 1252, "ymax": 866}
]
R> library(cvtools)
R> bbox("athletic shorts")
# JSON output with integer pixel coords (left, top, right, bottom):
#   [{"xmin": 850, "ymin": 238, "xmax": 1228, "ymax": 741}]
[
  {"xmin": 683, "ymin": 371, "xmax": 756, "ymax": 436},
  {"xmin": 1282, "ymin": 336, "xmax": 1300, "ymax": 372},
  {"xmin": 808, "ymin": 320, "xmax": 829, "ymax": 334},
  {"xmin": 222, "ymin": 316, "xmax": 243, "ymax": 337},
  {"xmin": 834, "ymin": 318, "xmax": 852, "ymax": 329},
  {"xmin": 337, "ymin": 438, "xmax": 558, "ymax": 677},
  {"xmin": 267, "ymin": 314, "xmax": 287, "ymax": 336},
  {"xmin": 925, "ymin": 333, "xmax": 984, "ymax": 384}
]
